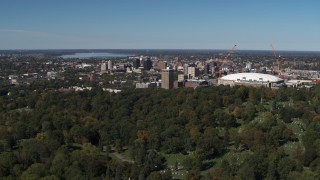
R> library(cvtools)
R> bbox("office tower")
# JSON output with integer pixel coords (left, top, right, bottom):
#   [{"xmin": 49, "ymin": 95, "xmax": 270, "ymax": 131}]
[
  {"xmin": 101, "ymin": 63, "xmax": 107, "ymax": 71},
  {"xmin": 184, "ymin": 64, "xmax": 189, "ymax": 75},
  {"xmin": 161, "ymin": 69, "xmax": 174, "ymax": 89},
  {"xmin": 133, "ymin": 58, "xmax": 140, "ymax": 69},
  {"xmin": 157, "ymin": 61, "xmax": 167, "ymax": 70},
  {"xmin": 178, "ymin": 74, "xmax": 187, "ymax": 81},
  {"xmin": 205, "ymin": 64, "xmax": 210, "ymax": 75},
  {"xmin": 140, "ymin": 58, "xmax": 144, "ymax": 68},
  {"xmin": 143, "ymin": 58, "xmax": 152, "ymax": 70},
  {"xmin": 188, "ymin": 66, "xmax": 199, "ymax": 79},
  {"xmin": 212, "ymin": 62, "xmax": 218, "ymax": 76},
  {"xmin": 108, "ymin": 60, "xmax": 113, "ymax": 70}
]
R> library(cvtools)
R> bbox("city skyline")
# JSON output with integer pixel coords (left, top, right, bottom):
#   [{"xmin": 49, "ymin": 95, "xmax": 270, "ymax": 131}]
[{"xmin": 1, "ymin": 0, "xmax": 319, "ymax": 51}]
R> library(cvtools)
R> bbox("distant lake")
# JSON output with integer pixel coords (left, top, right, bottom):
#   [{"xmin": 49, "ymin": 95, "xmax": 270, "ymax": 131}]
[{"xmin": 61, "ymin": 52, "xmax": 133, "ymax": 59}]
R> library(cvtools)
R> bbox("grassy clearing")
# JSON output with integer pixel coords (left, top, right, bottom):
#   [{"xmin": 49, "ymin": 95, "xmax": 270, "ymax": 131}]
[
  {"xmin": 171, "ymin": 170, "xmax": 188, "ymax": 180},
  {"xmin": 282, "ymin": 118, "xmax": 306, "ymax": 156},
  {"xmin": 282, "ymin": 141, "xmax": 301, "ymax": 156},
  {"xmin": 264, "ymin": 101, "xmax": 273, "ymax": 111},
  {"xmin": 215, "ymin": 150, "xmax": 252, "ymax": 166},
  {"xmin": 286, "ymin": 118, "xmax": 306, "ymax": 142},
  {"xmin": 109, "ymin": 153, "xmax": 118, "ymax": 160},
  {"xmin": 162, "ymin": 153, "xmax": 189, "ymax": 180},
  {"xmin": 9, "ymin": 107, "xmax": 33, "ymax": 114},
  {"xmin": 121, "ymin": 149, "xmax": 132, "ymax": 160},
  {"xmin": 201, "ymin": 149, "xmax": 253, "ymax": 176},
  {"xmin": 162, "ymin": 153, "xmax": 188, "ymax": 168}
]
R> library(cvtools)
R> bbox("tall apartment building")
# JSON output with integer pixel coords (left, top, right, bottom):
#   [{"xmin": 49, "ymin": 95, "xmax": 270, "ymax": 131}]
[
  {"xmin": 108, "ymin": 60, "xmax": 113, "ymax": 70},
  {"xmin": 205, "ymin": 64, "xmax": 210, "ymax": 75},
  {"xmin": 156, "ymin": 61, "xmax": 167, "ymax": 70},
  {"xmin": 188, "ymin": 66, "xmax": 200, "ymax": 79},
  {"xmin": 143, "ymin": 58, "xmax": 152, "ymax": 70},
  {"xmin": 184, "ymin": 64, "xmax": 189, "ymax": 75},
  {"xmin": 161, "ymin": 69, "xmax": 174, "ymax": 89},
  {"xmin": 178, "ymin": 74, "xmax": 187, "ymax": 81},
  {"xmin": 133, "ymin": 59, "xmax": 140, "ymax": 69},
  {"xmin": 101, "ymin": 63, "xmax": 107, "ymax": 71}
]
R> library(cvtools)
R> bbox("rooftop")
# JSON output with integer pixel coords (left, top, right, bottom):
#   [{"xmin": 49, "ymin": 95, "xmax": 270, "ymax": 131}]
[{"xmin": 221, "ymin": 73, "xmax": 282, "ymax": 83}]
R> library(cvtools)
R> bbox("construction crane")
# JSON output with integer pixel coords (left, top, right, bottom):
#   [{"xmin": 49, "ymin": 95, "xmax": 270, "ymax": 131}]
[
  {"xmin": 270, "ymin": 44, "xmax": 282, "ymax": 76},
  {"xmin": 218, "ymin": 44, "xmax": 237, "ymax": 78}
]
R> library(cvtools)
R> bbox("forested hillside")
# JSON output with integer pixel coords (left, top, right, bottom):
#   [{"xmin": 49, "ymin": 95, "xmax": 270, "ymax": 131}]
[{"xmin": 0, "ymin": 85, "xmax": 320, "ymax": 179}]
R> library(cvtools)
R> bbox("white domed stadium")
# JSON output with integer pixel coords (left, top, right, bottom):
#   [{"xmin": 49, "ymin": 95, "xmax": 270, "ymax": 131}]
[{"xmin": 218, "ymin": 73, "xmax": 284, "ymax": 87}]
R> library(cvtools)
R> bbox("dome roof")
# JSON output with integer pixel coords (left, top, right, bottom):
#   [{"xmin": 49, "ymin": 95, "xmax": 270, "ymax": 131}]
[{"xmin": 221, "ymin": 73, "xmax": 282, "ymax": 83}]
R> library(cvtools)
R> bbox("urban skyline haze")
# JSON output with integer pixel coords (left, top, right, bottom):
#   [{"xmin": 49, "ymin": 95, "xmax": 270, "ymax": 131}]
[{"xmin": 0, "ymin": 0, "xmax": 319, "ymax": 51}]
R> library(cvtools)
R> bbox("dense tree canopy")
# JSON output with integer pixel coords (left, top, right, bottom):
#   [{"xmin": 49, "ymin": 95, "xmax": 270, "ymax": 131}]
[{"xmin": 0, "ymin": 85, "xmax": 320, "ymax": 179}]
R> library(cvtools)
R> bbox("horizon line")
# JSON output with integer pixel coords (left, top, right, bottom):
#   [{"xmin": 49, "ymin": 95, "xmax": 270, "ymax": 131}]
[{"xmin": 1, "ymin": 48, "xmax": 320, "ymax": 52}]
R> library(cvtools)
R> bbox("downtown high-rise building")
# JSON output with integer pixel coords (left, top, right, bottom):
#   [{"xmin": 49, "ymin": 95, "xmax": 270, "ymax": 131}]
[
  {"xmin": 183, "ymin": 64, "xmax": 189, "ymax": 75},
  {"xmin": 143, "ymin": 58, "xmax": 152, "ymax": 71},
  {"xmin": 107, "ymin": 60, "xmax": 113, "ymax": 70},
  {"xmin": 188, "ymin": 66, "xmax": 199, "ymax": 79},
  {"xmin": 205, "ymin": 64, "xmax": 210, "ymax": 75},
  {"xmin": 212, "ymin": 62, "xmax": 218, "ymax": 76},
  {"xmin": 161, "ymin": 69, "xmax": 174, "ymax": 89},
  {"xmin": 133, "ymin": 58, "xmax": 140, "ymax": 69},
  {"xmin": 178, "ymin": 74, "xmax": 187, "ymax": 81},
  {"xmin": 101, "ymin": 63, "xmax": 107, "ymax": 71},
  {"xmin": 157, "ymin": 61, "xmax": 167, "ymax": 70}
]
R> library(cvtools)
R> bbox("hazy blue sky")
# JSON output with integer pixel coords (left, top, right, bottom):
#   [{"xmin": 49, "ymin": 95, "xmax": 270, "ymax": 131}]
[{"xmin": 0, "ymin": 0, "xmax": 319, "ymax": 50}]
